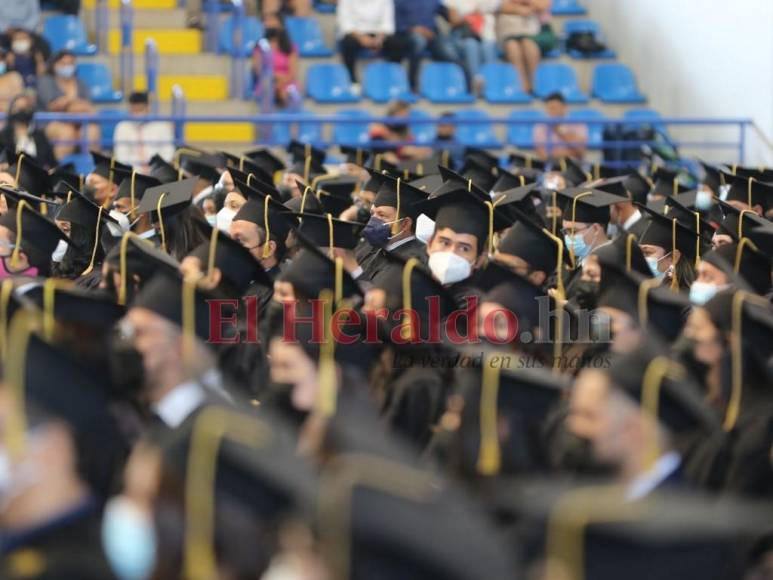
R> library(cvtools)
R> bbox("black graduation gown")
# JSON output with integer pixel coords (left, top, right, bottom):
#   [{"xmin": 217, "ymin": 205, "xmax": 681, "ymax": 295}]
[
  {"xmin": 623, "ymin": 213, "xmax": 649, "ymax": 239},
  {"xmin": 1, "ymin": 498, "xmax": 115, "ymax": 580},
  {"xmin": 360, "ymin": 238, "xmax": 428, "ymax": 282}
]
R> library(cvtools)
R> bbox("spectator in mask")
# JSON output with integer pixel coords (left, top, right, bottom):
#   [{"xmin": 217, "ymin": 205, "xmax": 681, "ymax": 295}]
[
  {"xmin": 113, "ymin": 91, "xmax": 175, "ymax": 170},
  {"xmin": 0, "ymin": 48, "xmax": 24, "ymax": 113},
  {"xmin": 38, "ymin": 50, "xmax": 100, "ymax": 159},
  {"xmin": 6, "ymin": 27, "xmax": 47, "ymax": 88},
  {"xmin": 251, "ymin": 26, "xmax": 300, "ymax": 109},
  {"xmin": 0, "ymin": 92, "xmax": 56, "ymax": 167},
  {"xmin": 368, "ymin": 100, "xmax": 432, "ymax": 160}
]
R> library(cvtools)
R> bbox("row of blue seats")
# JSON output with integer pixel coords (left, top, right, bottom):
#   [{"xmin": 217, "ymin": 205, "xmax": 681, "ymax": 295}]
[
  {"xmin": 306, "ymin": 61, "xmax": 646, "ymax": 105},
  {"xmin": 313, "ymin": 0, "xmax": 588, "ymax": 17}
]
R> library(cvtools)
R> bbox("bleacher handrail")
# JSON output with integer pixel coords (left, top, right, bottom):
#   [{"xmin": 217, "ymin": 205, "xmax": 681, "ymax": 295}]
[
  {"xmin": 171, "ymin": 84, "xmax": 187, "ymax": 144},
  {"xmin": 119, "ymin": 0, "xmax": 134, "ymax": 94},
  {"xmin": 144, "ymin": 38, "xmax": 159, "ymax": 114},
  {"xmin": 95, "ymin": 0, "xmax": 109, "ymax": 53}
]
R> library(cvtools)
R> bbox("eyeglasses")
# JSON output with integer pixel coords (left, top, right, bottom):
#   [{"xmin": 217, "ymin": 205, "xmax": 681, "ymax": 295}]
[{"xmin": 560, "ymin": 226, "xmax": 590, "ymax": 237}]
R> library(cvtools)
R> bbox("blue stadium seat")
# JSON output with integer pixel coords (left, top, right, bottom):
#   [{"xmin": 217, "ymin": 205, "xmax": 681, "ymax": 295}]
[
  {"xmin": 363, "ymin": 62, "xmax": 415, "ymax": 103},
  {"xmin": 622, "ymin": 108, "xmax": 669, "ymax": 136},
  {"xmin": 306, "ymin": 64, "xmax": 361, "ymax": 103},
  {"xmin": 592, "ymin": 63, "xmax": 647, "ymax": 103},
  {"xmin": 43, "ymin": 15, "xmax": 97, "ymax": 55},
  {"xmin": 408, "ymin": 109, "xmax": 436, "ymax": 145},
  {"xmin": 455, "ymin": 109, "xmax": 501, "ymax": 148},
  {"xmin": 552, "ymin": 0, "xmax": 587, "ymax": 15},
  {"xmin": 285, "ymin": 16, "xmax": 333, "ymax": 57},
  {"xmin": 506, "ymin": 110, "xmax": 546, "ymax": 148},
  {"xmin": 533, "ymin": 63, "xmax": 588, "ymax": 103},
  {"xmin": 314, "ymin": 0, "xmax": 336, "ymax": 14},
  {"xmin": 563, "ymin": 20, "xmax": 616, "ymax": 59},
  {"xmin": 95, "ymin": 109, "xmax": 125, "ymax": 149},
  {"xmin": 218, "ymin": 16, "xmax": 264, "ymax": 56},
  {"xmin": 419, "ymin": 63, "xmax": 474, "ymax": 104},
  {"xmin": 271, "ymin": 109, "xmax": 325, "ymax": 146},
  {"xmin": 59, "ymin": 153, "xmax": 95, "ymax": 175},
  {"xmin": 331, "ymin": 109, "xmax": 371, "ymax": 146},
  {"xmin": 567, "ymin": 108, "xmax": 606, "ymax": 147},
  {"xmin": 76, "ymin": 63, "xmax": 123, "ymax": 103},
  {"xmin": 480, "ymin": 62, "xmax": 531, "ymax": 104}
]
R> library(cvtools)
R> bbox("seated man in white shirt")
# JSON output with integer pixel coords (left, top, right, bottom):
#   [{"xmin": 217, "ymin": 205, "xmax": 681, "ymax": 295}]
[
  {"xmin": 337, "ymin": 0, "xmax": 395, "ymax": 90},
  {"xmin": 113, "ymin": 91, "xmax": 175, "ymax": 172},
  {"xmin": 533, "ymin": 92, "xmax": 588, "ymax": 160},
  {"xmin": 566, "ymin": 342, "xmax": 719, "ymax": 500}
]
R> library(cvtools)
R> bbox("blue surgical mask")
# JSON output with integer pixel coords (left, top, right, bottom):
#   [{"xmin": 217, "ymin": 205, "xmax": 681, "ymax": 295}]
[
  {"xmin": 0, "ymin": 62, "xmax": 7, "ymax": 75},
  {"xmin": 102, "ymin": 496, "xmax": 156, "ymax": 580},
  {"xmin": 689, "ymin": 281, "xmax": 724, "ymax": 305},
  {"xmin": 362, "ymin": 215, "xmax": 391, "ymax": 248},
  {"xmin": 564, "ymin": 232, "xmax": 590, "ymax": 261},
  {"xmin": 56, "ymin": 64, "xmax": 76, "ymax": 79},
  {"xmin": 646, "ymin": 255, "xmax": 668, "ymax": 279}
]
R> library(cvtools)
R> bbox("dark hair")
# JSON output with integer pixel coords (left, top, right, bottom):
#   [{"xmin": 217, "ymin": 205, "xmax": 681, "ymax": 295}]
[
  {"xmin": 51, "ymin": 223, "xmax": 102, "ymax": 279},
  {"xmin": 265, "ymin": 27, "xmax": 293, "ymax": 55},
  {"xmin": 544, "ymin": 91, "xmax": 566, "ymax": 104},
  {"xmin": 47, "ymin": 49, "xmax": 74, "ymax": 75},
  {"xmin": 163, "ymin": 205, "xmax": 211, "ymax": 262},
  {"xmin": 128, "ymin": 91, "xmax": 149, "ymax": 105}
]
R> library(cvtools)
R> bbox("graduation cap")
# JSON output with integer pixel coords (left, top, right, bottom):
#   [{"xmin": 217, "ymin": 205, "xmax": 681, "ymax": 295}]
[
  {"xmin": 747, "ymin": 223, "xmax": 773, "ymax": 255},
  {"xmin": 56, "ymin": 190, "xmax": 120, "ymax": 274},
  {"xmin": 48, "ymin": 163, "xmax": 83, "ymax": 192},
  {"xmin": 135, "ymin": 178, "xmax": 196, "ymax": 252},
  {"xmin": 408, "ymin": 173, "xmax": 444, "ymax": 194},
  {"xmin": 478, "ymin": 260, "xmax": 552, "ymax": 333},
  {"xmin": 701, "ymin": 241, "xmax": 771, "ymax": 296},
  {"xmin": 370, "ymin": 250, "xmax": 457, "ymax": 342},
  {"xmin": 339, "ymin": 145, "xmax": 371, "ymax": 167},
  {"xmin": 724, "ymin": 173, "xmax": 773, "ymax": 212},
  {"xmin": 433, "ymin": 165, "xmax": 491, "ymax": 200},
  {"xmin": 593, "ymin": 176, "xmax": 632, "ymax": 200},
  {"xmin": 243, "ymin": 148, "xmax": 286, "ymax": 176},
  {"xmin": 454, "ymin": 347, "xmax": 569, "ymax": 476},
  {"xmin": 113, "ymin": 167, "xmax": 162, "ymax": 208},
  {"xmin": 715, "ymin": 200, "xmax": 771, "ymax": 241},
  {"xmin": 650, "ymin": 166, "xmax": 690, "ymax": 198},
  {"xmin": 362, "ymin": 167, "xmax": 391, "ymax": 194},
  {"xmin": 295, "ymin": 213, "xmax": 364, "ymax": 252},
  {"xmin": 493, "ymin": 183, "xmax": 545, "ymax": 223},
  {"xmin": 556, "ymin": 188, "xmax": 621, "ymax": 226},
  {"xmin": 179, "ymin": 153, "xmax": 222, "ymax": 184},
  {"xmin": 89, "ymin": 151, "xmax": 132, "ymax": 185},
  {"xmin": 732, "ymin": 165, "xmax": 773, "ymax": 181},
  {"xmin": 187, "ymin": 230, "xmax": 272, "ymax": 295},
  {"xmin": 287, "ymin": 139, "xmax": 326, "ymax": 165},
  {"xmin": 497, "ymin": 213, "xmax": 569, "ymax": 275},
  {"xmin": 624, "ymin": 172, "xmax": 653, "ymax": 205},
  {"xmin": 509, "ymin": 151, "xmax": 546, "ymax": 171},
  {"xmin": 132, "ymin": 267, "xmax": 223, "ymax": 343},
  {"xmin": 459, "ymin": 156, "xmax": 499, "ymax": 193},
  {"xmin": 396, "ymin": 157, "xmax": 430, "ymax": 181},
  {"xmin": 11, "ymin": 153, "xmax": 52, "ymax": 196},
  {"xmin": 590, "ymin": 161, "xmax": 625, "ymax": 180},
  {"xmin": 464, "ymin": 147, "xmax": 500, "ymax": 169},
  {"xmin": 0, "ymin": 184, "xmax": 58, "ymax": 215},
  {"xmin": 491, "ymin": 168, "xmax": 533, "ymax": 195},
  {"xmin": 368, "ymin": 153, "xmax": 400, "ymax": 176},
  {"xmin": 638, "ymin": 204, "xmax": 701, "ymax": 262},
  {"xmin": 413, "ymin": 188, "xmax": 512, "ymax": 255},
  {"xmin": 593, "ymin": 233, "xmax": 651, "ymax": 278},
  {"xmin": 148, "ymin": 154, "xmax": 181, "ymax": 184},
  {"xmin": 232, "ymin": 196, "xmax": 297, "ymax": 258},
  {"xmin": 660, "ymin": 193, "xmax": 715, "ymax": 262},
  {"xmin": 283, "ymin": 182, "xmax": 325, "ymax": 215},
  {"xmin": 0, "ymin": 200, "xmax": 69, "ymax": 263},
  {"xmin": 230, "ymin": 169, "xmax": 282, "ymax": 201},
  {"xmin": 317, "ymin": 177, "xmax": 359, "ymax": 216},
  {"xmin": 560, "ymin": 157, "xmax": 591, "ymax": 186},
  {"xmin": 105, "ymin": 233, "xmax": 181, "ymax": 305},
  {"xmin": 698, "ymin": 160, "xmax": 723, "ymax": 193},
  {"xmin": 373, "ymin": 175, "xmax": 429, "ymax": 222},
  {"xmin": 285, "ymin": 156, "xmax": 327, "ymax": 184},
  {"xmin": 279, "ymin": 233, "xmax": 361, "ymax": 304}
]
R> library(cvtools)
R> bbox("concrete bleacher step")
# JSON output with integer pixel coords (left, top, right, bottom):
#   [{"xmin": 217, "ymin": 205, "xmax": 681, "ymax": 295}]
[
  {"xmin": 132, "ymin": 74, "xmax": 228, "ymax": 100},
  {"xmin": 82, "ymin": 0, "xmax": 176, "ymax": 9},
  {"xmin": 107, "ymin": 29, "xmax": 202, "ymax": 54},
  {"xmin": 95, "ymin": 8, "xmax": 188, "ymax": 29},
  {"xmin": 113, "ymin": 53, "xmax": 231, "ymax": 76},
  {"xmin": 156, "ymin": 99, "xmax": 259, "ymax": 143}
]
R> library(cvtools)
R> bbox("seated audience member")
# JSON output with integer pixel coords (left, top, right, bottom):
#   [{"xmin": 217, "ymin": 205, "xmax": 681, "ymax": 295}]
[
  {"xmin": 251, "ymin": 26, "xmax": 300, "ymax": 108},
  {"xmin": 0, "ymin": 47, "xmax": 24, "ymax": 113},
  {"xmin": 533, "ymin": 92, "xmax": 588, "ymax": 160},
  {"xmin": 368, "ymin": 100, "xmax": 432, "ymax": 160},
  {"xmin": 260, "ymin": 0, "xmax": 311, "ymax": 17},
  {"xmin": 498, "ymin": 0, "xmax": 556, "ymax": 94},
  {"xmin": 0, "ymin": 0, "xmax": 40, "ymax": 32},
  {"xmin": 6, "ymin": 27, "xmax": 47, "ymax": 88},
  {"xmin": 337, "ymin": 0, "xmax": 395, "ymax": 90},
  {"xmin": 38, "ymin": 50, "xmax": 100, "ymax": 159},
  {"xmin": 113, "ymin": 91, "xmax": 175, "ymax": 170},
  {"xmin": 383, "ymin": 0, "xmax": 458, "ymax": 92},
  {"xmin": 443, "ymin": 0, "xmax": 500, "ymax": 91},
  {"xmin": 0, "ymin": 92, "xmax": 56, "ymax": 167},
  {"xmin": 434, "ymin": 111, "xmax": 464, "ymax": 166}
]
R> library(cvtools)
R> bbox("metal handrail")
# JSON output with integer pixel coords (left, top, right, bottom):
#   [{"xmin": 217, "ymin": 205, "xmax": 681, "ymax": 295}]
[
  {"xmin": 119, "ymin": 0, "xmax": 134, "ymax": 94},
  {"xmin": 171, "ymin": 84, "xmax": 187, "ymax": 143},
  {"xmin": 144, "ymin": 38, "xmax": 159, "ymax": 114},
  {"xmin": 94, "ymin": 0, "xmax": 110, "ymax": 53}
]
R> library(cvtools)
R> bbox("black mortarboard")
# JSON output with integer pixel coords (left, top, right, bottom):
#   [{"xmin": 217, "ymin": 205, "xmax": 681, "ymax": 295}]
[
  {"xmin": 638, "ymin": 204, "xmax": 701, "ymax": 260},
  {"xmin": 188, "ymin": 231, "xmax": 271, "ymax": 295},
  {"xmin": 433, "ymin": 165, "xmax": 490, "ymax": 200},
  {"xmin": 624, "ymin": 172, "xmax": 652, "ymax": 205},
  {"xmin": 464, "ymin": 147, "xmax": 500, "ymax": 169},
  {"xmin": 316, "ymin": 176, "xmax": 358, "ymax": 199},
  {"xmin": 287, "ymin": 139, "xmax": 326, "ymax": 165},
  {"xmin": 232, "ymin": 196, "xmax": 297, "ymax": 246},
  {"xmin": 113, "ymin": 168, "xmax": 162, "ymax": 207},
  {"xmin": 22, "ymin": 283, "xmax": 125, "ymax": 332},
  {"xmin": 661, "ymin": 192, "xmax": 715, "ymax": 248},
  {"xmin": 459, "ymin": 156, "xmax": 499, "ymax": 193},
  {"xmin": 561, "ymin": 157, "xmax": 591, "ymax": 186},
  {"xmin": 397, "ymin": 157, "xmax": 432, "ymax": 180},
  {"xmin": 179, "ymin": 154, "xmax": 222, "ymax": 184},
  {"xmin": 363, "ymin": 168, "xmax": 391, "ymax": 194},
  {"xmin": 0, "ymin": 201, "xmax": 69, "ymax": 258},
  {"xmin": 368, "ymin": 153, "xmax": 399, "ymax": 176},
  {"xmin": 136, "ymin": 177, "xmax": 196, "ymax": 219},
  {"xmin": 316, "ymin": 187, "xmax": 356, "ymax": 217},
  {"xmin": 339, "ymin": 145, "xmax": 371, "ymax": 167},
  {"xmin": 279, "ymin": 233, "xmax": 361, "ymax": 303},
  {"xmin": 105, "ymin": 233, "xmax": 181, "ymax": 305},
  {"xmin": 295, "ymin": 213, "xmax": 364, "ymax": 251},
  {"xmin": 373, "ymin": 175, "xmax": 429, "ymax": 219},
  {"xmin": 491, "ymin": 168, "xmax": 533, "ymax": 195},
  {"xmin": 748, "ymin": 223, "xmax": 773, "ymax": 255},
  {"xmin": 591, "ymin": 161, "xmax": 624, "ymax": 180},
  {"xmin": 0, "ymin": 184, "xmax": 58, "ymax": 215},
  {"xmin": 148, "ymin": 154, "xmax": 181, "ymax": 184},
  {"xmin": 132, "ymin": 267, "xmax": 221, "ymax": 342},
  {"xmin": 724, "ymin": 173, "xmax": 773, "ymax": 212},
  {"xmin": 698, "ymin": 160, "xmax": 723, "ymax": 193},
  {"xmin": 593, "ymin": 233, "xmax": 651, "ymax": 278},
  {"xmin": 733, "ymin": 165, "xmax": 773, "ymax": 181},
  {"xmin": 454, "ymin": 347, "xmax": 569, "ymax": 476},
  {"xmin": 509, "ymin": 151, "xmax": 546, "ymax": 171},
  {"xmin": 701, "ymin": 241, "xmax": 771, "ymax": 296},
  {"xmin": 48, "ymin": 164, "xmax": 82, "ymax": 192},
  {"xmin": 408, "ymin": 174, "xmax": 444, "ymax": 194},
  {"xmin": 12, "ymin": 153, "xmax": 52, "ymax": 195},
  {"xmin": 283, "ymin": 182, "xmax": 324, "ymax": 215},
  {"xmin": 229, "ymin": 164, "xmax": 276, "ymax": 191},
  {"xmin": 243, "ymin": 148, "xmax": 286, "ymax": 176},
  {"xmin": 716, "ymin": 200, "xmax": 771, "ymax": 241},
  {"xmin": 285, "ymin": 157, "xmax": 327, "ymax": 184},
  {"xmin": 556, "ymin": 188, "xmax": 621, "ymax": 225},
  {"xmin": 413, "ymin": 188, "xmax": 512, "ymax": 253},
  {"xmin": 230, "ymin": 170, "xmax": 282, "ymax": 202},
  {"xmin": 493, "ymin": 183, "xmax": 545, "ymax": 222},
  {"xmin": 593, "ymin": 176, "xmax": 631, "ymax": 200},
  {"xmin": 56, "ymin": 189, "xmax": 118, "ymax": 238},
  {"xmin": 478, "ymin": 260, "xmax": 551, "ymax": 333},
  {"xmin": 89, "ymin": 151, "xmax": 131, "ymax": 184},
  {"xmin": 497, "ymin": 214, "xmax": 568, "ymax": 274},
  {"xmin": 650, "ymin": 166, "xmax": 690, "ymax": 198}
]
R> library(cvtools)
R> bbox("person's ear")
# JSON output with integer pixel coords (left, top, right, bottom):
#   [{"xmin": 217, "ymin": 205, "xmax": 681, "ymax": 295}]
[
  {"xmin": 473, "ymin": 252, "xmax": 487, "ymax": 270},
  {"xmin": 672, "ymin": 249, "xmax": 682, "ymax": 265},
  {"xmin": 529, "ymin": 270, "xmax": 547, "ymax": 287},
  {"xmin": 267, "ymin": 239, "xmax": 277, "ymax": 258},
  {"xmin": 402, "ymin": 216, "xmax": 413, "ymax": 235}
]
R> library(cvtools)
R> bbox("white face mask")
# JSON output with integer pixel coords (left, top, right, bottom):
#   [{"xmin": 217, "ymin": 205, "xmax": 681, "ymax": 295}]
[
  {"xmin": 415, "ymin": 213, "xmax": 435, "ymax": 245},
  {"xmin": 216, "ymin": 207, "xmax": 237, "ymax": 233},
  {"xmin": 718, "ymin": 184, "xmax": 731, "ymax": 201},
  {"xmin": 695, "ymin": 188, "xmax": 713, "ymax": 211},
  {"xmin": 51, "ymin": 239, "xmax": 68, "ymax": 262},
  {"xmin": 12, "ymin": 39, "xmax": 31, "ymax": 54},
  {"xmin": 107, "ymin": 210, "xmax": 131, "ymax": 236},
  {"xmin": 689, "ymin": 281, "xmax": 727, "ymax": 305},
  {"xmin": 428, "ymin": 251, "xmax": 472, "ymax": 285},
  {"xmin": 543, "ymin": 175, "xmax": 564, "ymax": 191},
  {"xmin": 205, "ymin": 214, "xmax": 217, "ymax": 226},
  {"xmin": 102, "ymin": 496, "xmax": 157, "ymax": 580}
]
